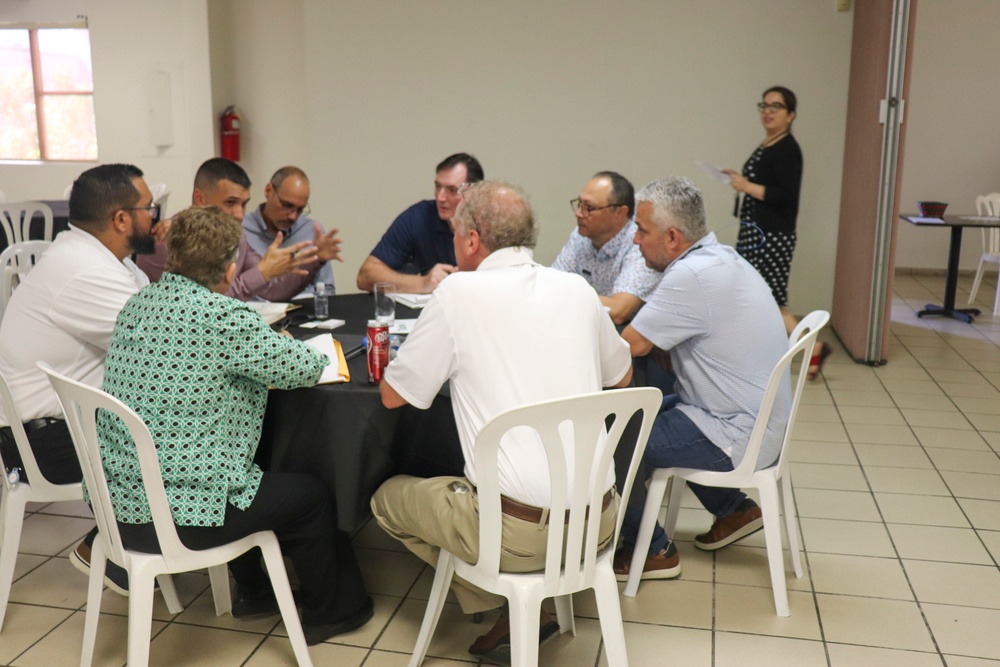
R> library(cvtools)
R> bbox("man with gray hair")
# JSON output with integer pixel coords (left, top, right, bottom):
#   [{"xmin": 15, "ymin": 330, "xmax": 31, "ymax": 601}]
[
  {"xmin": 613, "ymin": 176, "xmax": 790, "ymax": 582},
  {"xmin": 371, "ymin": 181, "xmax": 633, "ymax": 663}
]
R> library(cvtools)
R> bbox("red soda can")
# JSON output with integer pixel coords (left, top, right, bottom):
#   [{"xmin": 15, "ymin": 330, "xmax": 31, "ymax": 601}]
[{"xmin": 367, "ymin": 319, "xmax": 390, "ymax": 384}]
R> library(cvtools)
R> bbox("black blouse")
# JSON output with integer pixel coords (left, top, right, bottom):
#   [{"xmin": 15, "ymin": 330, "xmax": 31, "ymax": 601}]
[{"xmin": 738, "ymin": 133, "xmax": 803, "ymax": 235}]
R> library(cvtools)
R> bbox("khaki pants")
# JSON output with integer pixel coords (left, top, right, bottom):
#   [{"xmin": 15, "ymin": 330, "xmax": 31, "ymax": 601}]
[{"xmin": 371, "ymin": 475, "xmax": 618, "ymax": 614}]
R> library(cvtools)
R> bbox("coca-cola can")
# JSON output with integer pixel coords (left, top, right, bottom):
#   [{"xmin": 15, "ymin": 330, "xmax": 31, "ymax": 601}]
[{"xmin": 367, "ymin": 319, "xmax": 390, "ymax": 384}]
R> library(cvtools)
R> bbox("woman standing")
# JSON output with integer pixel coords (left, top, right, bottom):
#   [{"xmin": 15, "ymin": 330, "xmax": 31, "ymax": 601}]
[{"xmin": 724, "ymin": 86, "xmax": 829, "ymax": 378}]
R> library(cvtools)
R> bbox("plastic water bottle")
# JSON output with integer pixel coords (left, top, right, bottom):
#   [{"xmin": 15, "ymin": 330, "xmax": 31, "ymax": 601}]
[
  {"xmin": 389, "ymin": 334, "xmax": 402, "ymax": 361},
  {"xmin": 6, "ymin": 467, "xmax": 21, "ymax": 485},
  {"xmin": 313, "ymin": 282, "xmax": 329, "ymax": 319}
]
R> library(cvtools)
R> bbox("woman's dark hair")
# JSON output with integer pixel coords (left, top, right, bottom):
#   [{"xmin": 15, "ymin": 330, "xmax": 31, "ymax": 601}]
[{"xmin": 764, "ymin": 86, "xmax": 797, "ymax": 114}]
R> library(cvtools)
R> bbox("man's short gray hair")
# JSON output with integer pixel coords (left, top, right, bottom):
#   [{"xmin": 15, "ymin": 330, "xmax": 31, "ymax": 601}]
[
  {"xmin": 635, "ymin": 177, "xmax": 707, "ymax": 242},
  {"xmin": 453, "ymin": 180, "xmax": 538, "ymax": 251}
]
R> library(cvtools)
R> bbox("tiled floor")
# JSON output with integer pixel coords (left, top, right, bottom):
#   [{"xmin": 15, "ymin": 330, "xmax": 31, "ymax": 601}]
[{"xmin": 2, "ymin": 271, "xmax": 1000, "ymax": 666}]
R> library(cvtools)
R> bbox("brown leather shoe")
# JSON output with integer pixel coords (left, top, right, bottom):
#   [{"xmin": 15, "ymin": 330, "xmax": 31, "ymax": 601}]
[
  {"xmin": 468, "ymin": 608, "xmax": 560, "ymax": 665},
  {"xmin": 613, "ymin": 541, "xmax": 681, "ymax": 581},
  {"xmin": 694, "ymin": 500, "xmax": 764, "ymax": 551}
]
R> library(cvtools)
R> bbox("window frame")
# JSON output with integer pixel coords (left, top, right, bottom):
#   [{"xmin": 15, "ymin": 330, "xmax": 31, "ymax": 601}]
[{"xmin": 1, "ymin": 21, "xmax": 97, "ymax": 162}]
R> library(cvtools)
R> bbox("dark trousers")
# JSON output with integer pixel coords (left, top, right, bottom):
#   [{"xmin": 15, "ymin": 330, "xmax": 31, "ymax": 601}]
[
  {"xmin": 0, "ymin": 419, "xmax": 81, "ymax": 485},
  {"xmin": 118, "ymin": 471, "xmax": 369, "ymax": 625}
]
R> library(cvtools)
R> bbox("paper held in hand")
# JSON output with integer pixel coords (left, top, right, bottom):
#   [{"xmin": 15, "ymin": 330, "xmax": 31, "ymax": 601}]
[
  {"xmin": 696, "ymin": 160, "xmax": 732, "ymax": 184},
  {"xmin": 303, "ymin": 333, "xmax": 350, "ymax": 384}
]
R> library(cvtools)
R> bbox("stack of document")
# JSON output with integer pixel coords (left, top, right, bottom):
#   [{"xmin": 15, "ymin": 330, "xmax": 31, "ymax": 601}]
[
  {"xmin": 395, "ymin": 293, "xmax": 431, "ymax": 309},
  {"xmin": 246, "ymin": 301, "xmax": 295, "ymax": 325},
  {"xmin": 303, "ymin": 334, "xmax": 350, "ymax": 384}
]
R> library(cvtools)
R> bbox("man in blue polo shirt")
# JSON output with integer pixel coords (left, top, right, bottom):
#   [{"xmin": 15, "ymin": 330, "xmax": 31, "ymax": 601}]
[{"xmin": 356, "ymin": 153, "xmax": 484, "ymax": 294}]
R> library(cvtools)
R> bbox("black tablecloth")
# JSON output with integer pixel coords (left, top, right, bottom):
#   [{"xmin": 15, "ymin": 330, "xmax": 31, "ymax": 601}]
[{"xmin": 256, "ymin": 293, "xmax": 464, "ymax": 531}]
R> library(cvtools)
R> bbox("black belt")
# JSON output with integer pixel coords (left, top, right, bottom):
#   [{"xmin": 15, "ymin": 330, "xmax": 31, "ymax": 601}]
[
  {"xmin": 499, "ymin": 489, "xmax": 615, "ymax": 525},
  {"xmin": 0, "ymin": 417, "xmax": 62, "ymax": 441}
]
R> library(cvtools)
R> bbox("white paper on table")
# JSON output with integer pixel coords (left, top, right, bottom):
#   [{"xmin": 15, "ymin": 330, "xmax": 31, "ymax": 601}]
[
  {"xmin": 303, "ymin": 333, "xmax": 349, "ymax": 384},
  {"xmin": 395, "ymin": 293, "xmax": 432, "ymax": 309},
  {"xmin": 389, "ymin": 318, "xmax": 418, "ymax": 335},
  {"xmin": 910, "ymin": 216, "xmax": 945, "ymax": 223},
  {"xmin": 696, "ymin": 160, "xmax": 732, "ymax": 184},
  {"xmin": 246, "ymin": 301, "xmax": 293, "ymax": 325},
  {"xmin": 300, "ymin": 319, "xmax": 346, "ymax": 330}
]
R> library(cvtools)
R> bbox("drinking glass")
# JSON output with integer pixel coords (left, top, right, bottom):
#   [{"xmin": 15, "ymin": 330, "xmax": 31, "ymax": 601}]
[{"xmin": 374, "ymin": 282, "xmax": 396, "ymax": 325}]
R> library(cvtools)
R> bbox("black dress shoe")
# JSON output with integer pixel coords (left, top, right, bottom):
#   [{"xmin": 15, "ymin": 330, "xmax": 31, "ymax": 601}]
[
  {"xmin": 231, "ymin": 584, "xmax": 280, "ymax": 619},
  {"xmin": 303, "ymin": 596, "xmax": 375, "ymax": 646}
]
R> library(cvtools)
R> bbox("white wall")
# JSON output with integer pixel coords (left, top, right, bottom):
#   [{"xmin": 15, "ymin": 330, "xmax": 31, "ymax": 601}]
[
  {"xmin": 896, "ymin": 0, "xmax": 1000, "ymax": 270},
  {"xmin": 0, "ymin": 0, "xmax": 214, "ymax": 217},
  {"xmin": 286, "ymin": 0, "xmax": 853, "ymax": 306}
]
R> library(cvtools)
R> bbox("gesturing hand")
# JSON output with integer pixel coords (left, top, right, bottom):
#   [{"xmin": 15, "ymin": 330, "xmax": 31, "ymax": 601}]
[
  {"xmin": 313, "ymin": 223, "xmax": 343, "ymax": 262},
  {"xmin": 421, "ymin": 263, "xmax": 458, "ymax": 292},
  {"xmin": 722, "ymin": 169, "xmax": 747, "ymax": 193},
  {"xmin": 258, "ymin": 232, "xmax": 318, "ymax": 281}
]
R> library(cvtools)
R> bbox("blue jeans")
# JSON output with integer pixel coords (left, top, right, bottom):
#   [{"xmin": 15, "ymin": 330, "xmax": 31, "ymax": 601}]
[{"xmin": 621, "ymin": 395, "xmax": 746, "ymax": 555}]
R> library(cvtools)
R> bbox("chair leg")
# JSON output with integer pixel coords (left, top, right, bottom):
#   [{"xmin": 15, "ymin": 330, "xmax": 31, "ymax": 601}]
[
  {"xmin": 407, "ymin": 550, "xmax": 455, "ymax": 667},
  {"xmin": 969, "ymin": 259, "xmax": 987, "ymax": 304},
  {"xmin": 757, "ymin": 483, "xmax": 790, "ymax": 617},
  {"xmin": 508, "ymin": 592, "xmax": 543, "ymax": 667},
  {"xmin": 80, "ymin": 539, "xmax": 108, "ymax": 667},
  {"xmin": 593, "ymin": 566, "xmax": 630, "ymax": 667},
  {"xmin": 0, "ymin": 490, "xmax": 27, "ymax": 633},
  {"xmin": 156, "ymin": 574, "xmax": 183, "ymax": 614},
  {"xmin": 208, "ymin": 564, "xmax": 231, "ymax": 616},
  {"xmin": 259, "ymin": 539, "xmax": 313, "ymax": 667},
  {"xmin": 993, "ymin": 277, "xmax": 1000, "ymax": 318},
  {"xmin": 126, "ymin": 562, "xmax": 157, "ymax": 667},
  {"xmin": 779, "ymin": 474, "xmax": 803, "ymax": 578},
  {"xmin": 623, "ymin": 471, "xmax": 671, "ymax": 598},
  {"xmin": 662, "ymin": 473, "xmax": 684, "ymax": 536},
  {"xmin": 553, "ymin": 594, "xmax": 575, "ymax": 636}
]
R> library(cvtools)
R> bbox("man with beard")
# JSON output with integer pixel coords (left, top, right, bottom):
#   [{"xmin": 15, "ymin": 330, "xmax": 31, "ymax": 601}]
[{"xmin": 0, "ymin": 163, "xmax": 155, "ymax": 595}]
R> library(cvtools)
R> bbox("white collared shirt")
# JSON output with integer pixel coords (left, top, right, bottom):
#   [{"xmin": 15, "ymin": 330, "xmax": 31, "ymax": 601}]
[
  {"xmin": 0, "ymin": 225, "xmax": 149, "ymax": 424},
  {"xmin": 385, "ymin": 246, "xmax": 632, "ymax": 506}
]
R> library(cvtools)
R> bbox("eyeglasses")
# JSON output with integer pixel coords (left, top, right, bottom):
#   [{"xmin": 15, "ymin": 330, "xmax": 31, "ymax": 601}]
[
  {"xmin": 123, "ymin": 203, "xmax": 161, "ymax": 224},
  {"xmin": 270, "ymin": 190, "xmax": 311, "ymax": 216},
  {"xmin": 757, "ymin": 102, "xmax": 787, "ymax": 112},
  {"xmin": 570, "ymin": 198, "xmax": 622, "ymax": 216},
  {"xmin": 435, "ymin": 181, "xmax": 468, "ymax": 197}
]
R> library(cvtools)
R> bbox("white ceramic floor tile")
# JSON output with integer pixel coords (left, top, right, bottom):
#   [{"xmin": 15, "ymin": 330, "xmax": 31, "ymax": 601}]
[
  {"xmin": 864, "ymin": 466, "xmax": 951, "ymax": 496},
  {"xmin": 816, "ymin": 594, "xmax": 935, "ymax": 651},
  {"xmin": 923, "ymin": 603, "xmax": 1000, "ymax": 660},
  {"xmin": 874, "ymin": 492, "xmax": 969, "ymax": 527},
  {"xmin": 808, "ymin": 553, "xmax": 913, "ymax": 600},
  {"xmin": 887, "ymin": 524, "xmax": 994, "ymax": 565},
  {"xmin": 904, "ymin": 559, "xmax": 1000, "ymax": 609},
  {"xmin": 714, "ymin": 632, "xmax": 827, "ymax": 667}
]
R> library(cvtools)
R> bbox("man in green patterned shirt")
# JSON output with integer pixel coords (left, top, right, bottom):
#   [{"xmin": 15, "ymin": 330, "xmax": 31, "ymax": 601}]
[{"xmin": 99, "ymin": 206, "xmax": 372, "ymax": 644}]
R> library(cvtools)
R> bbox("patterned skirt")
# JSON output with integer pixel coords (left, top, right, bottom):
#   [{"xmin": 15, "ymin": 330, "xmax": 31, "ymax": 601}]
[{"xmin": 737, "ymin": 223, "xmax": 796, "ymax": 307}]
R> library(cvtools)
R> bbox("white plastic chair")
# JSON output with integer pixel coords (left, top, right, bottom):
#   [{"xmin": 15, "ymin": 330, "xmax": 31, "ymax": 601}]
[
  {"xmin": 62, "ymin": 183, "xmax": 74, "ymax": 200},
  {"xmin": 0, "ymin": 190, "xmax": 6, "ymax": 204},
  {"xmin": 40, "ymin": 363, "xmax": 314, "ymax": 667},
  {"xmin": 623, "ymin": 311, "xmax": 830, "ymax": 617},
  {"xmin": 0, "ymin": 202, "xmax": 54, "ymax": 247},
  {"xmin": 0, "ymin": 368, "xmax": 85, "ymax": 634},
  {"xmin": 1, "ymin": 240, "xmax": 51, "ymax": 319},
  {"xmin": 407, "ymin": 387, "xmax": 662, "ymax": 667},
  {"xmin": 967, "ymin": 193, "xmax": 1000, "ymax": 315}
]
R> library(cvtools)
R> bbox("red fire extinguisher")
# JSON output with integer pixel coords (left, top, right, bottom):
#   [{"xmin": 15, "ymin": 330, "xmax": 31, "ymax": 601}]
[{"xmin": 220, "ymin": 105, "xmax": 241, "ymax": 161}]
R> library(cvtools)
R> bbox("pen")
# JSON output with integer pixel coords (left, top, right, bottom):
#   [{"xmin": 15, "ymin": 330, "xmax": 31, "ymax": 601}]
[{"xmin": 343, "ymin": 344, "xmax": 365, "ymax": 361}]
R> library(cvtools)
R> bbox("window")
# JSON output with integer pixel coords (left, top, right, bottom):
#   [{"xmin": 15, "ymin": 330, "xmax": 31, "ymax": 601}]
[{"xmin": 0, "ymin": 25, "xmax": 97, "ymax": 161}]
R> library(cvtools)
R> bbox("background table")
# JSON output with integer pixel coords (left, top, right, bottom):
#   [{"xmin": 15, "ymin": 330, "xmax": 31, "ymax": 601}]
[
  {"xmin": 902, "ymin": 214, "xmax": 1000, "ymax": 322},
  {"xmin": 255, "ymin": 293, "xmax": 464, "ymax": 531}
]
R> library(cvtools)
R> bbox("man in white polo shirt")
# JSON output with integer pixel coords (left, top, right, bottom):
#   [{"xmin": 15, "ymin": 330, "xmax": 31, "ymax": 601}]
[
  {"xmin": 370, "ymin": 180, "xmax": 632, "ymax": 664},
  {"xmin": 613, "ymin": 176, "xmax": 790, "ymax": 582},
  {"xmin": 0, "ymin": 163, "xmax": 156, "ymax": 594}
]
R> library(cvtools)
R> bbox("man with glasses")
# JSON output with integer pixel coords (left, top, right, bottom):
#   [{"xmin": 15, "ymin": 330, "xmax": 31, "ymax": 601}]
[
  {"xmin": 0, "ymin": 163, "xmax": 156, "ymax": 595},
  {"xmin": 241, "ymin": 165, "xmax": 343, "ymax": 300},
  {"xmin": 356, "ymin": 153, "xmax": 484, "ymax": 294},
  {"xmin": 553, "ymin": 171, "xmax": 661, "ymax": 324},
  {"xmin": 138, "ymin": 159, "xmax": 327, "ymax": 302}
]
